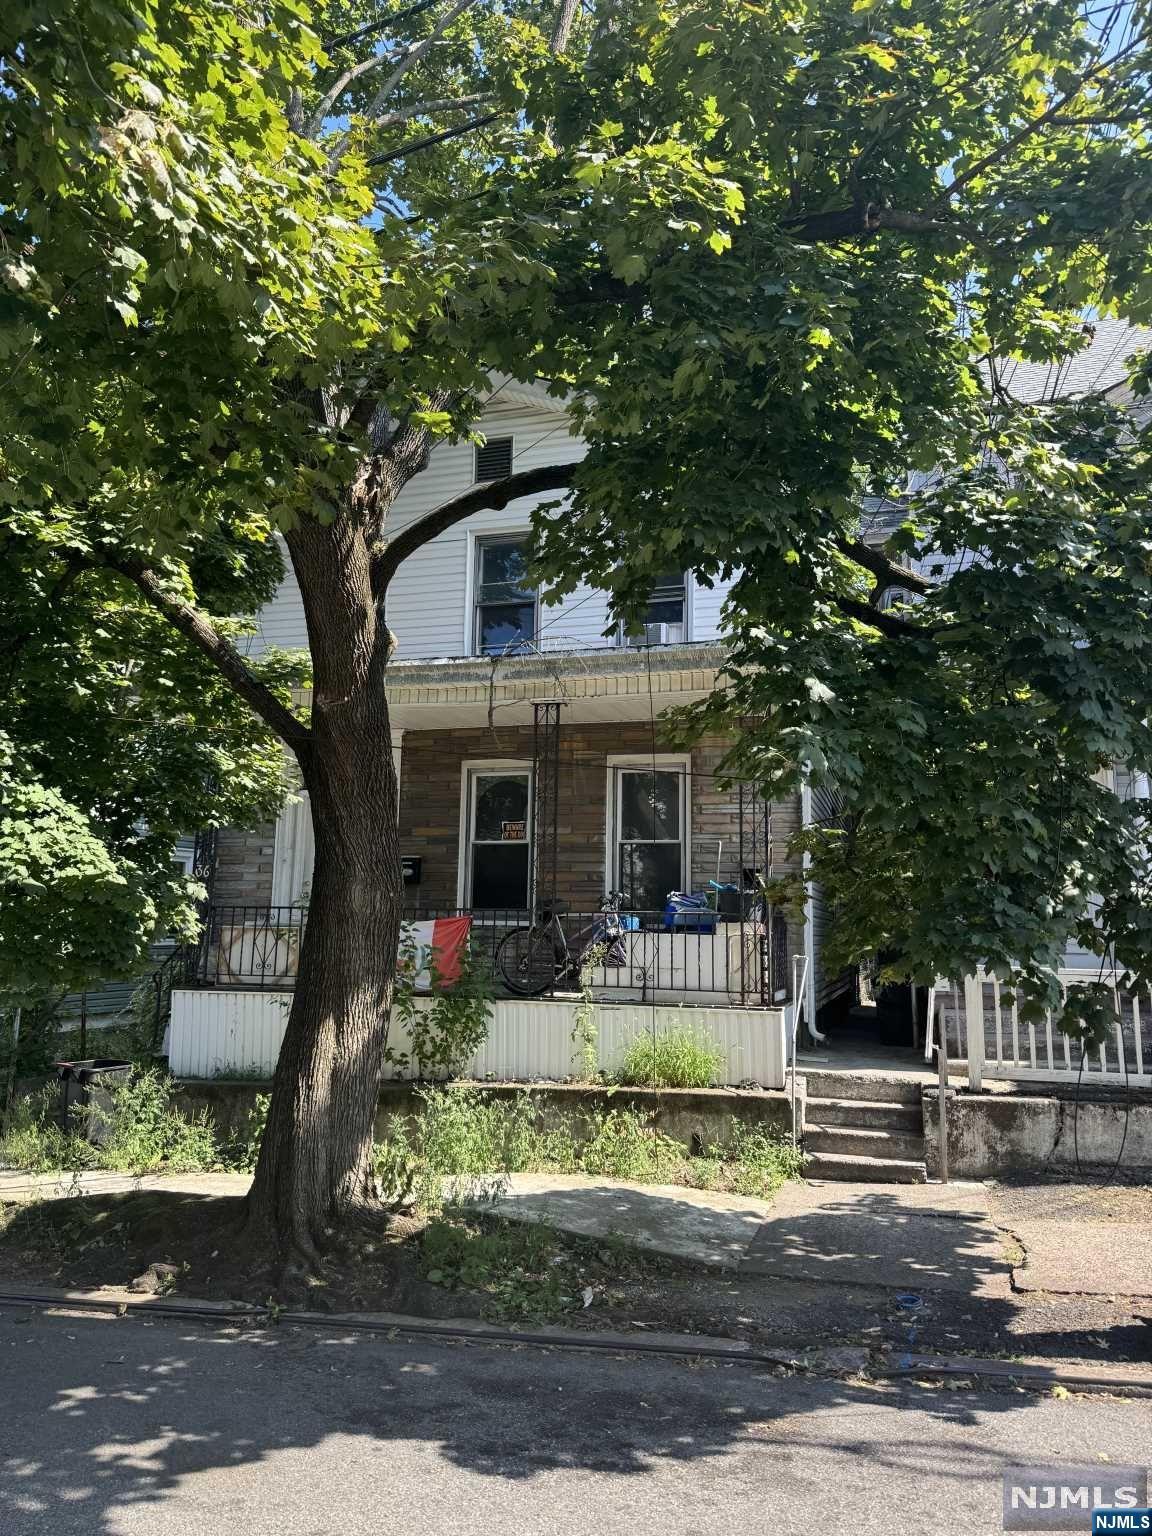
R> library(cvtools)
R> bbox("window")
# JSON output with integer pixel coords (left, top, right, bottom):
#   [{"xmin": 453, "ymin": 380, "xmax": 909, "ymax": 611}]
[
  {"xmin": 475, "ymin": 436, "xmax": 514, "ymax": 482},
  {"xmin": 464, "ymin": 768, "xmax": 532, "ymax": 909},
  {"xmin": 609, "ymin": 760, "xmax": 688, "ymax": 913},
  {"xmin": 620, "ymin": 572, "xmax": 687, "ymax": 646},
  {"xmin": 475, "ymin": 537, "xmax": 536, "ymax": 654}
]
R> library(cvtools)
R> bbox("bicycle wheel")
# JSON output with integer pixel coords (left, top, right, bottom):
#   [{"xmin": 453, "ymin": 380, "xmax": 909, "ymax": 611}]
[{"xmin": 496, "ymin": 925, "xmax": 566, "ymax": 997}]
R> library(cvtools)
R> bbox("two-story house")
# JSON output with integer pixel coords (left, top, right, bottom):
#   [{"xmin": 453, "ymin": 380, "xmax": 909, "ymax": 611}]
[{"xmin": 168, "ymin": 322, "xmax": 1151, "ymax": 1092}]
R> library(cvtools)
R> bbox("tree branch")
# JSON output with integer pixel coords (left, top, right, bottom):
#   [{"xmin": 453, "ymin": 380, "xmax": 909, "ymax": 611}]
[
  {"xmin": 365, "ymin": 110, "xmax": 501, "ymax": 166},
  {"xmin": 375, "ymin": 461, "xmax": 576, "ymax": 589},
  {"xmin": 933, "ymin": 28, "xmax": 1149, "ymax": 207},
  {"xmin": 324, "ymin": 0, "xmax": 441, "ymax": 52},
  {"xmin": 105, "ymin": 557, "xmax": 312, "ymax": 749},
  {"xmin": 835, "ymin": 536, "xmax": 934, "ymax": 597},
  {"xmin": 832, "ymin": 593, "xmax": 937, "ymax": 640},
  {"xmin": 306, "ymin": 51, "xmax": 405, "ymax": 138},
  {"xmin": 550, "ymin": 0, "xmax": 580, "ymax": 54},
  {"xmin": 328, "ymin": 0, "xmax": 482, "ymax": 169},
  {"xmin": 374, "ymin": 92, "xmax": 491, "ymax": 129}
]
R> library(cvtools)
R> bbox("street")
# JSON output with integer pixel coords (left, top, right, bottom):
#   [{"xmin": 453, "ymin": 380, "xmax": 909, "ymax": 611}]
[{"xmin": 0, "ymin": 1309, "xmax": 1147, "ymax": 1536}]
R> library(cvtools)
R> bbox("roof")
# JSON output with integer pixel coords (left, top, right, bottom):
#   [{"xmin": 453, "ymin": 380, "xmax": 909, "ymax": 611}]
[{"xmin": 990, "ymin": 317, "xmax": 1152, "ymax": 404}]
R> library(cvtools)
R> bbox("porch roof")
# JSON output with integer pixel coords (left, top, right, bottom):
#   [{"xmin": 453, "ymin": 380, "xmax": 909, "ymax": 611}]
[{"xmin": 379, "ymin": 640, "xmax": 730, "ymax": 727}]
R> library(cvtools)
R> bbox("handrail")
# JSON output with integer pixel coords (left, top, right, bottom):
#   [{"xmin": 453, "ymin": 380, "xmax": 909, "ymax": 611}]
[{"xmin": 788, "ymin": 950, "xmax": 811, "ymax": 1147}]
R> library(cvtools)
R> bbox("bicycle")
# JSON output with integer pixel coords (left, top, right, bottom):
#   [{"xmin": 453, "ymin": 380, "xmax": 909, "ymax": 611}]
[{"xmin": 496, "ymin": 891, "xmax": 629, "ymax": 997}]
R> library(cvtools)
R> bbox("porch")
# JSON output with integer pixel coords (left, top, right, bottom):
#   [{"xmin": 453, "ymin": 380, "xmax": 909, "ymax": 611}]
[
  {"xmin": 183, "ymin": 900, "xmax": 793, "ymax": 1010},
  {"xmin": 928, "ymin": 968, "xmax": 1152, "ymax": 1090}
]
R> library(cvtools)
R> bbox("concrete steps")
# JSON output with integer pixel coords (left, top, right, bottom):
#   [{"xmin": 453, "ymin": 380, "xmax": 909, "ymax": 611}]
[
  {"xmin": 807, "ymin": 1097, "xmax": 922, "ymax": 1131},
  {"xmin": 803, "ymin": 1122, "xmax": 926, "ymax": 1162},
  {"xmin": 801, "ymin": 1074, "xmax": 928, "ymax": 1183},
  {"xmin": 802, "ymin": 1150, "xmax": 927, "ymax": 1184},
  {"xmin": 801, "ymin": 1070, "xmax": 923, "ymax": 1104}
]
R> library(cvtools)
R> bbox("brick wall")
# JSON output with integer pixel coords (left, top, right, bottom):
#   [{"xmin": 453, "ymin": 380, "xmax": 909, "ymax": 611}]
[
  {"xmin": 398, "ymin": 721, "xmax": 801, "ymax": 913},
  {"xmin": 212, "ymin": 823, "xmax": 277, "ymax": 906},
  {"xmin": 210, "ymin": 724, "xmax": 805, "ymax": 931}
]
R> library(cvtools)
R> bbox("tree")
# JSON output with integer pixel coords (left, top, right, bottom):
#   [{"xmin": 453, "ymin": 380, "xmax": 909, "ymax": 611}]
[
  {"xmin": 3, "ymin": 0, "xmax": 1151, "ymax": 1276},
  {"xmin": 0, "ymin": 524, "xmax": 298, "ymax": 1002}
]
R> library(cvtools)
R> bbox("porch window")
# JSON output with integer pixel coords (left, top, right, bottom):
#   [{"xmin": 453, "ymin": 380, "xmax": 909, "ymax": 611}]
[
  {"xmin": 475, "ymin": 538, "xmax": 536, "ymax": 655},
  {"xmin": 612, "ymin": 763, "xmax": 687, "ymax": 913},
  {"xmin": 466, "ymin": 768, "xmax": 531, "ymax": 909},
  {"xmin": 620, "ymin": 572, "xmax": 687, "ymax": 646}
]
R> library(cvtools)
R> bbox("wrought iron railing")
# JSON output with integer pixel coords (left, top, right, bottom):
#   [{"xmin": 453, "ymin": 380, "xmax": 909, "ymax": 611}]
[{"xmin": 186, "ymin": 903, "xmax": 794, "ymax": 1008}]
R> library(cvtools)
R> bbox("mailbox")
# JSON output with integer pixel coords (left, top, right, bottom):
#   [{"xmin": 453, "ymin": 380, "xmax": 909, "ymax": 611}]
[{"xmin": 401, "ymin": 855, "xmax": 422, "ymax": 885}]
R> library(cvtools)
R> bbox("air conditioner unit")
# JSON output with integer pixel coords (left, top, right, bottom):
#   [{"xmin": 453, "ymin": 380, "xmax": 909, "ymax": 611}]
[{"xmin": 638, "ymin": 622, "xmax": 683, "ymax": 646}]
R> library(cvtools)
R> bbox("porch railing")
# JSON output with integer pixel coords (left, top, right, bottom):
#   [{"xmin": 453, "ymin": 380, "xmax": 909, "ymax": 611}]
[
  {"xmin": 927, "ymin": 969, "xmax": 1152, "ymax": 1089},
  {"xmin": 186, "ymin": 903, "xmax": 794, "ymax": 1008}
]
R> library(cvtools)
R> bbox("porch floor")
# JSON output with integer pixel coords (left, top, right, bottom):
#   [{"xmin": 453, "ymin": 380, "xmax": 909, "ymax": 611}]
[{"xmin": 795, "ymin": 1040, "xmax": 947, "ymax": 1082}]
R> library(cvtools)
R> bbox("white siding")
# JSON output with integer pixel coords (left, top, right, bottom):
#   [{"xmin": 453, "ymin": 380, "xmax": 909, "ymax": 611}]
[
  {"xmin": 169, "ymin": 989, "xmax": 788, "ymax": 1088},
  {"xmin": 248, "ymin": 400, "xmax": 735, "ymax": 660}
]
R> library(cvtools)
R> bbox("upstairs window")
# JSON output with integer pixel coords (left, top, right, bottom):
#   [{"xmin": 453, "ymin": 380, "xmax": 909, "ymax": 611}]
[
  {"xmin": 475, "ymin": 436, "xmax": 514, "ymax": 482},
  {"xmin": 475, "ymin": 538, "xmax": 536, "ymax": 655},
  {"xmin": 620, "ymin": 572, "xmax": 688, "ymax": 646}
]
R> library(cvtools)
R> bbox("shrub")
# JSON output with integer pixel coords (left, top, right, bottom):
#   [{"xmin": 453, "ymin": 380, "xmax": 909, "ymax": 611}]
[
  {"xmin": 615, "ymin": 1026, "xmax": 725, "ymax": 1089},
  {"xmin": 0, "ymin": 1070, "xmax": 217, "ymax": 1175},
  {"xmin": 0, "ymin": 1087, "xmax": 95, "ymax": 1173}
]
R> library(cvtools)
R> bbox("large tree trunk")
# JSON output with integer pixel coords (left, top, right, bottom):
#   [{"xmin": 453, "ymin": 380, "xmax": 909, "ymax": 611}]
[{"xmin": 243, "ymin": 503, "xmax": 403, "ymax": 1276}]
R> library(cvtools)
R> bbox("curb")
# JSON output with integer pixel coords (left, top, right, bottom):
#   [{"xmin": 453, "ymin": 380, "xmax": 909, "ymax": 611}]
[
  {"xmin": 885, "ymin": 1352, "xmax": 1152, "ymax": 1394},
  {"xmin": 3, "ymin": 1289, "xmax": 1150, "ymax": 1395}
]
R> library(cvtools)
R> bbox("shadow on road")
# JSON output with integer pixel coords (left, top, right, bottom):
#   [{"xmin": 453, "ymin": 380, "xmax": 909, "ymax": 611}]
[{"xmin": 0, "ymin": 1303, "xmax": 1075, "ymax": 1536}]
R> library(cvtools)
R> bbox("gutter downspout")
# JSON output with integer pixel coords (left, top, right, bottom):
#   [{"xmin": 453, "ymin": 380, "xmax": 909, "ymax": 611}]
[{"xmin": 799, "ymin": 782, "xmax": 826, "ymax": 1045}]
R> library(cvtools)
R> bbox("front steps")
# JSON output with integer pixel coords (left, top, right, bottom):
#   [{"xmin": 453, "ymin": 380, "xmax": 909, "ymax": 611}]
[{"xmin": 801, "ymin": 1070, "xmax": 928, "ymax": 1184}]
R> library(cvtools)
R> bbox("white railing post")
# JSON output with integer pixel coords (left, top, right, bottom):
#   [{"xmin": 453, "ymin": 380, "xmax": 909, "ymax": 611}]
[{"xmin": 964, "ymin": 972, "xmax": 985, "ymax": 1091}]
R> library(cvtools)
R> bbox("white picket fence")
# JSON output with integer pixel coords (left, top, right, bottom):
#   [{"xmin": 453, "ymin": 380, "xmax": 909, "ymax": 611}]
[{"xmin": 928, "ymin": 970, "xmax": 1152, "ymax": 1090}]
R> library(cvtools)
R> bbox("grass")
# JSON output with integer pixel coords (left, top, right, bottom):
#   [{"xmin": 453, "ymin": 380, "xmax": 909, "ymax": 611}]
[
  {"xmin": 373, "ymin": 1085, "xmax": 802, "ymax": 1212},
  {"xmin": 615, "ymin": 1026, "xmax": 725, "ymax": 1089},
  {"xmin": 419, "ymin": 1212, "xmax": 675, "ymax": 1323},
  {"xmin": 3, "ymin": 1073, "xmax": 800, "ymax": 1214}
]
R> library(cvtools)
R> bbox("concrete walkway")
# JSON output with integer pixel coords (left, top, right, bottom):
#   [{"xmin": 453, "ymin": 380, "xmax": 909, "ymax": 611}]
[
  {"xmin": 475, "ymin": 1173, "xmax": 775, "ymax": 1268},
  {"xmin": 4, "ymin": 1166, "xmax": 1150, "ymax": 1301},
  {"xmin": 0, "ymin": 1169, "xmax": 252, "ymax": 1202}
]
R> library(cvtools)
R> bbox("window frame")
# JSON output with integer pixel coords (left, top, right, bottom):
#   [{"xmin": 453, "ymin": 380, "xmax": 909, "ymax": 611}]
[
  {"xmin": 468, "ymin": 532, "xmax": 538, "ymax": 656},
  {"xmin": 617, "ymin": 571, "xmax": 691, "ymax": 647},
  {"xmin": 457, "ymin": 759, "xmax": 534, "ymax": 911},
  {"xmin": 604, "ymin": 753, "xmax": 692, "ymax": 914}
]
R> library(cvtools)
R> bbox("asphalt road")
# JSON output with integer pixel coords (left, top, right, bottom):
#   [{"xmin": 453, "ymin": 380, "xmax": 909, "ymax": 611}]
[{"xmin": 0, "ymin": 1309, "xmax": 1148, "ymax": 1536}]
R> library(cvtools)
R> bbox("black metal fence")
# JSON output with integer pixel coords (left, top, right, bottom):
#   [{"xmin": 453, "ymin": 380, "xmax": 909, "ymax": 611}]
[{"xmin": 187, "ymin": 903, "xmax": 794, "ymax": 1007}]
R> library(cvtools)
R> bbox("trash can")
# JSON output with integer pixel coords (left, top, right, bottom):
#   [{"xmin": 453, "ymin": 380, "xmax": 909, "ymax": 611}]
[{"xmin": 55, "ymin": 1060, "xmax": 133, "ymax": 1145}]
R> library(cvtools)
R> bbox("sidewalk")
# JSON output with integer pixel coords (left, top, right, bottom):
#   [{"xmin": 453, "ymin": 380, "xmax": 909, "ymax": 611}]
[{"xmin": 4, "ymin": 1165, "xmax": 1151, "ymax": 1303}]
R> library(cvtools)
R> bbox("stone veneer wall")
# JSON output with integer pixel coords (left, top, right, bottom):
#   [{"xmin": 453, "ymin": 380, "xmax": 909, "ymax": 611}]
[{"xmin": 210, "ymin": 724, "xmax": 805, "ymax": 924}]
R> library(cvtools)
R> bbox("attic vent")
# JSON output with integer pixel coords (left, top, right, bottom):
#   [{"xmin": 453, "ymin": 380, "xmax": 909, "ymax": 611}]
[{"xmin": 474, "ymin": 436, "xmax": 514, "ymax": 482}]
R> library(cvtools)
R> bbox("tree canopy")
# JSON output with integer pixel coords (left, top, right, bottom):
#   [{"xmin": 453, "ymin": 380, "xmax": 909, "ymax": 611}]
[{"xmin": 5, "ymin": 0, "xmax": 1152, "ymax": 1244}]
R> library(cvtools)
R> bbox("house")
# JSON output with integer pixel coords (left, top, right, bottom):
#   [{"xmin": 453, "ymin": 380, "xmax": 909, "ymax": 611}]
[
  {"xmin": 168, "ymin": 323, "xmax": 1152, "ymax": 1099},
  {"xmin": 168, "ymin": 377, "xmax": 844, "ymax": 1085}
]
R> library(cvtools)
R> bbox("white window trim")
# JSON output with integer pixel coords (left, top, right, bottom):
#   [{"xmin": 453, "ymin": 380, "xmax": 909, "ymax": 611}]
[
  {"xmin": 615, "ymin": 572, "xmax": 693, "ymax": 648},
  {"xmin": 457, "ymin": 758, "xmax": 534, "ymax": 910},
  {"xmin": 604, "ymin": 753, "xmax": 692, "ymax": 906},
  {"xmin": 463, "ymin": 528, "xmax": 537, "ymax": 656}
]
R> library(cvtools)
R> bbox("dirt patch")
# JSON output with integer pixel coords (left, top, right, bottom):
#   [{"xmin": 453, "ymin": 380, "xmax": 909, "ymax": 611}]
[
  {"xmin": 3, "ymin": 1187, "xmax": 1151, "ymax": 1372},
  {"xmin": 988, "ymin": 1173, "xmax": 1152, "ymax": 1226}
]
